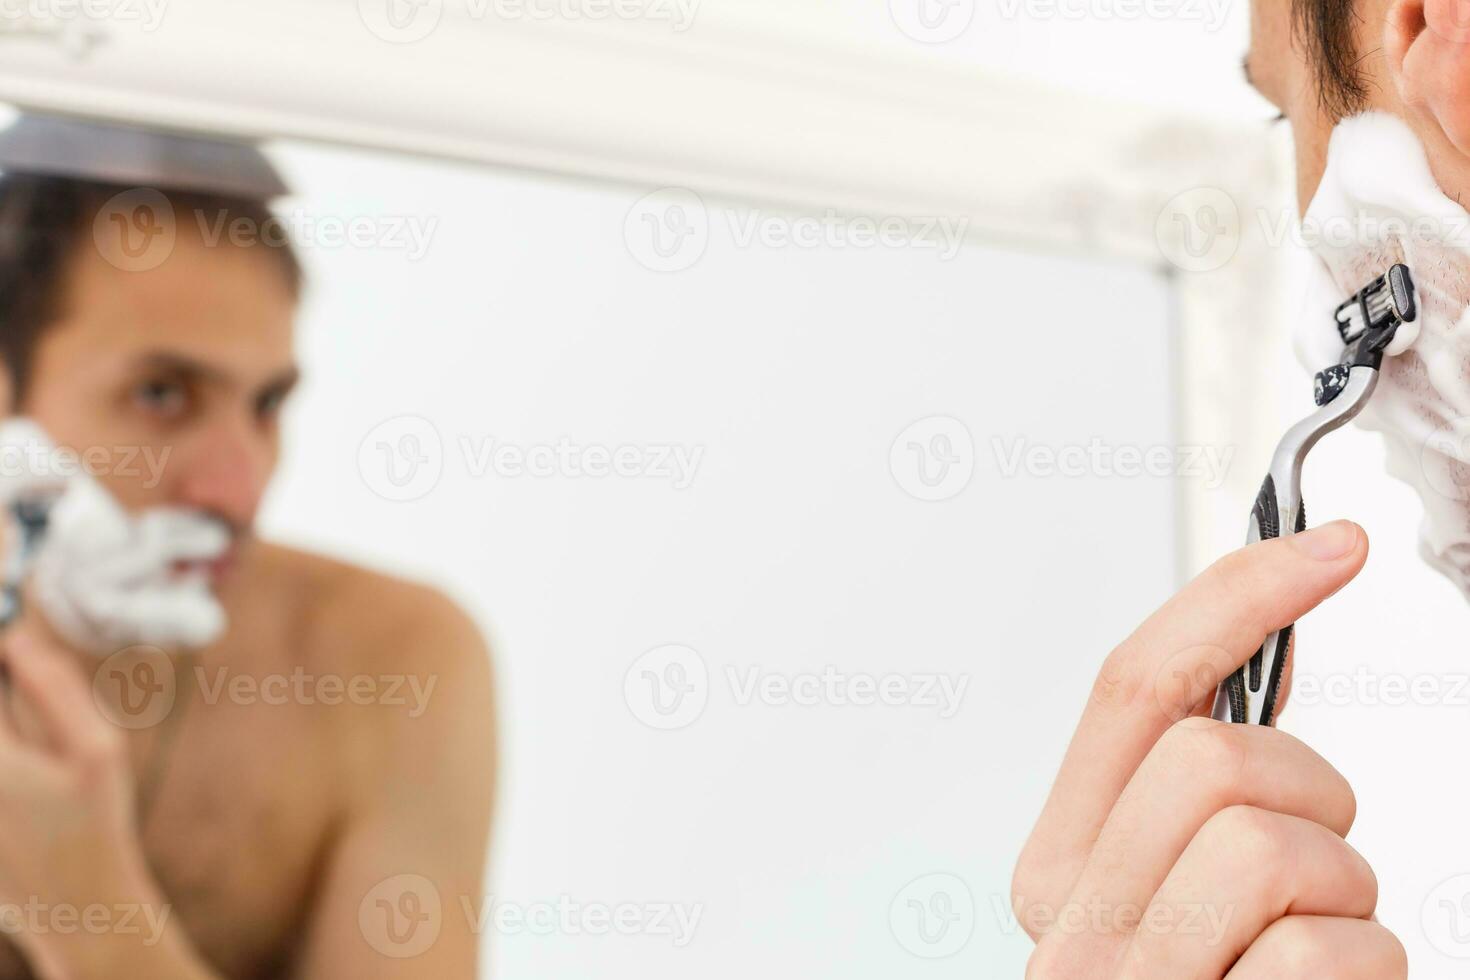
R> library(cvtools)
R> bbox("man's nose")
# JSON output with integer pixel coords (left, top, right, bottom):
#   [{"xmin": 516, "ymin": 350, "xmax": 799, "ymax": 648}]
[{"xmin": 172, "ymin": 420, "xmax": 272, "ymax": 529}]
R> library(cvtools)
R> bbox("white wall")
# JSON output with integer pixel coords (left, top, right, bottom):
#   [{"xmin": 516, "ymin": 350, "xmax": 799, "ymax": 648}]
[
  {"xmin": 691, "ymin": 0, "xmax": 1266, "ymax": 118},
  {"xmin": 256, "ymin": 140, "xmax": 1179, "ymax": 977}
]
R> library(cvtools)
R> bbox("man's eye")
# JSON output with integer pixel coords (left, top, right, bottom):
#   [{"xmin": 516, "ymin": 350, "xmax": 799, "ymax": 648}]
[
  {"xmin": 256, "ymin": 387, "xmax": 288, "ymax": 420},
  {"xmin": 132, "ymin": 379, "xmax": 188, "ymax": 417}
]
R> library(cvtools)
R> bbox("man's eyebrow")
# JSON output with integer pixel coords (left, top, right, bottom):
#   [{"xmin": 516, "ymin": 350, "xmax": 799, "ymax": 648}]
[
  {"xmin": 130, "ymin": 351, "xmax": 229, "ymax": 385},
  {"xmin": 130, "ymin": 352, "xmax": 301, "ymax": 395},
  {"xmin": 262, "ymin": 365, "xmax": 302, "ymax": 394}
]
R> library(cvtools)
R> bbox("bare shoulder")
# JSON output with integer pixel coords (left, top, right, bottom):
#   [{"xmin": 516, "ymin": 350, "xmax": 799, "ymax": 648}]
[
  {"xmin": 257, "ymin": 542, "xmax": 490, "ymax": 677},
  {"xmin": 248, "ymin": 545, "xmax": 496, "ymax": 902},
  {"xmin": 252, "ymin": 543, "xmax": 495, "ymax": 768}
]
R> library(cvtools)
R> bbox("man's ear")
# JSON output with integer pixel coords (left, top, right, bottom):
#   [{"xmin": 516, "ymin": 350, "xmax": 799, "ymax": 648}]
[
  {"xmin": 0, "ymin": 362, "xmax": 13, "ymax": 416},
  {"xmin": 1387, "ymin": 0, "xmax": 1470, "ymax": 152}
]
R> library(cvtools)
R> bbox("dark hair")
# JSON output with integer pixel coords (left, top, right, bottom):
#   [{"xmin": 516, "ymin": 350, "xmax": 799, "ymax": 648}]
[
  {"xmin": 0, "ymin": 174, "xmax": 303, "ymax": 402},
  {"xmin": 1294, "ymin": 0, "xmax": 1369, "ymax": 120}
]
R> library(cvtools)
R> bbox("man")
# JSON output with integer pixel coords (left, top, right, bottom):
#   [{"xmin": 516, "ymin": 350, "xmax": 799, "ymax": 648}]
[
  {"xmin": 0, "ymin": 118, "xmax": 495, "ymax": 978},
  {"xmin": 1011, "ymin": 0, "xmax": 1468, "ymax": 975}
]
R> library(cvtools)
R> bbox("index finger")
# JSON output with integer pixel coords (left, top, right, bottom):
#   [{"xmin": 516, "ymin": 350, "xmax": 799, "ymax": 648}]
[{"xmin": 1012, "ymin": 519, "xmax": 1367, "ymax": 918}]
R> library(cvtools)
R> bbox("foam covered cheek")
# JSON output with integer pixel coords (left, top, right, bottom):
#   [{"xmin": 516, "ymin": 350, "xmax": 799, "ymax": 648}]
[
  {"xmin": 0, "ymin": 418, "xmax": 230, "ymax": 653},
  {"xmin": 1298, "ymin": 112, "xmax": 1470, "ymax": 595}
]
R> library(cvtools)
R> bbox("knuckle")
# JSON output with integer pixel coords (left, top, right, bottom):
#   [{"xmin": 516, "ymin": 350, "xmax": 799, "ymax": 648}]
[
  {"xmin": 1372, "ymin": 924, "xmax": 1410, "ymax": 978},
  {"xmin": 1154, "ymin": 717, "xmax": 1249, "ymax": 793},
  {"xmin": 1331, "ymin": 837, "xmax": 1379, "ymax": 912},
  {"xmin": 1090, "ymin": 647, "xmax": 1144, "ymax": 710},
  {"xmin": 1197, "ymin": 547, "xmax": 1273, "ymax": 636},
  {"xmin": 1275, "ymin": 727, "xmax": 1358, "ymax": 832},
  {"xmin": 1202, "ymin": 804, "xmax": 1285, "ymax": 863},
  {"xmin": 1011, "ymin": 847, "xmax": 1061, "ymax": 939},
  {"xmin": 1356, "ymin": 850, "xmax": 1381, "ymax": 910},
  {"xmin": 1010, "ymin": 864, "xmax": 1035, "ymax": 912},
  {"xmin": 1024, "ymin": 937, "xmax": 1076, "ymax": 980},
  {"xmin": 1342, "ymin": 779, "xmax": 1359, "ymax": 831},
  {"xmin": 1200, "ymin": 544, "xmax": 1258, "ymax": 594},
  {"xmin": 1011, "ymin": 840, "xmax": 1039, "ymax": 898},
  {"xmin": 1327, "ymin": 764, "xmax": 1359, "ymax": 833},
  {"xmin": 1313, "ymin": 760, "xmax": 1360, "ymax": 838},
  {"xmin": 1269, "ymin": 917, "xmax": 1336, "ymax": 973},
  {"xmin": 79, "ymin": 727, "xmax": 124, "ymax": 767}
]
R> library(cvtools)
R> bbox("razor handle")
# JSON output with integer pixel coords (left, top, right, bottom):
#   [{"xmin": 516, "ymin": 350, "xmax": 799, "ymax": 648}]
[
  {"xmin": 1209, "ymin": 268, "xmax": 1412, "ymax": 725},
  {"xmin": 1211, "ymin": 363, "xmax": 1382, "ymax": 726},
  {"xmin": 1215, "ymin": 475, "xmax": 1304, "ymax": 727}
]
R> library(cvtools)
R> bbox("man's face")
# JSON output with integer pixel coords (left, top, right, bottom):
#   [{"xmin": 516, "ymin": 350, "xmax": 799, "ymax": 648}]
[
  {"xmin": 1246, "ymin": 0, "xmax": 1470, "ymax": 598},
  {"xmin": 14, "ymin": 226, "xmax": 299, "ymax": 580}
]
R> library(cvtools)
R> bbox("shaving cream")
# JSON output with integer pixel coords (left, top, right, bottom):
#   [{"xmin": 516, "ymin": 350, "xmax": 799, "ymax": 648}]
[{"xmin": 1296, "ymin": 112, "xmax": 1470, "ymax": 596}]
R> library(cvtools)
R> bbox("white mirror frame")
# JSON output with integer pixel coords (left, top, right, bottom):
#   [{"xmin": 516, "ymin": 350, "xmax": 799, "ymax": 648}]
[{"xmin": 0, "ymin": 3, "xmax": 1295, "ymax": 580}]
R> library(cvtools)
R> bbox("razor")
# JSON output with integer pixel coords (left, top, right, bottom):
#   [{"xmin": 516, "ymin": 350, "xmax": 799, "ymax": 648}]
[
  {"xmin": 0, "ymin": 487, "xmax": 60, "ymax": 630},
  {"xmin": 1211, "ymin": 264, "xmax": 1417, "ymax": 726}
]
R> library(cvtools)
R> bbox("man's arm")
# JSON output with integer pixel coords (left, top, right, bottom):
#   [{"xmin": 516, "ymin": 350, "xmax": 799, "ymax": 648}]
[{"xmin": 289, "ymin": 585, "xmax": 497, "ymax": 978}]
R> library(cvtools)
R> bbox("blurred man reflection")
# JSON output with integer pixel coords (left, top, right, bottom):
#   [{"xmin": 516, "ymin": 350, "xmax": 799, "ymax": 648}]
[{"xmin": 0, "ymin": 115, "xmax": 495, "ymax": 980}]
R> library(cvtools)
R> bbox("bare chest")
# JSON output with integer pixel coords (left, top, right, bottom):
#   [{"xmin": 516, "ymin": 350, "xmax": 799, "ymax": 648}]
[
  {"xmin": 0, "ymin": 667, "xmax": 338, "ymax": 980},
  {"xmin": 142, "ymin": 678, "xmax": 338, "ymax": 978}
]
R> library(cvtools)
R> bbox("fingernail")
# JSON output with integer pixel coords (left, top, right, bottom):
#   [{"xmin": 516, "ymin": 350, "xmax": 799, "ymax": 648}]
[{"xmin": 1292, "ymin": 520, "xmax": 1359, "ymax": 561}]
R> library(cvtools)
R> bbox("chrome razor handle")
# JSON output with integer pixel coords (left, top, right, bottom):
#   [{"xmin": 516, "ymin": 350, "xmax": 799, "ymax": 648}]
[{"xmin": 1211, "ymin": 364, "xmax": 1380, "ymax": 726}]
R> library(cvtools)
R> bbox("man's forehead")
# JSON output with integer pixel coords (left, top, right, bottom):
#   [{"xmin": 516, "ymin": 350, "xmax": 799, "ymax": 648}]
[
  {"xmin": 36, "ymin": 319, "xmax": 297, "ymax": 393},
  {"xmin": 38, "ymin": 254, "xmax": 298, "ymax": 392}
]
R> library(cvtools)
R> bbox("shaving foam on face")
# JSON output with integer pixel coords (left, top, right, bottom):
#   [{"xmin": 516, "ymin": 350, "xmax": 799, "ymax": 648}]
[
  {"xmin": 1297, "ymin": 112, "xmax": 1470, "ymax": 595},
  {"xmin": 0, "ymin": 418, "xmax": 230, "ymax": 653}
]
